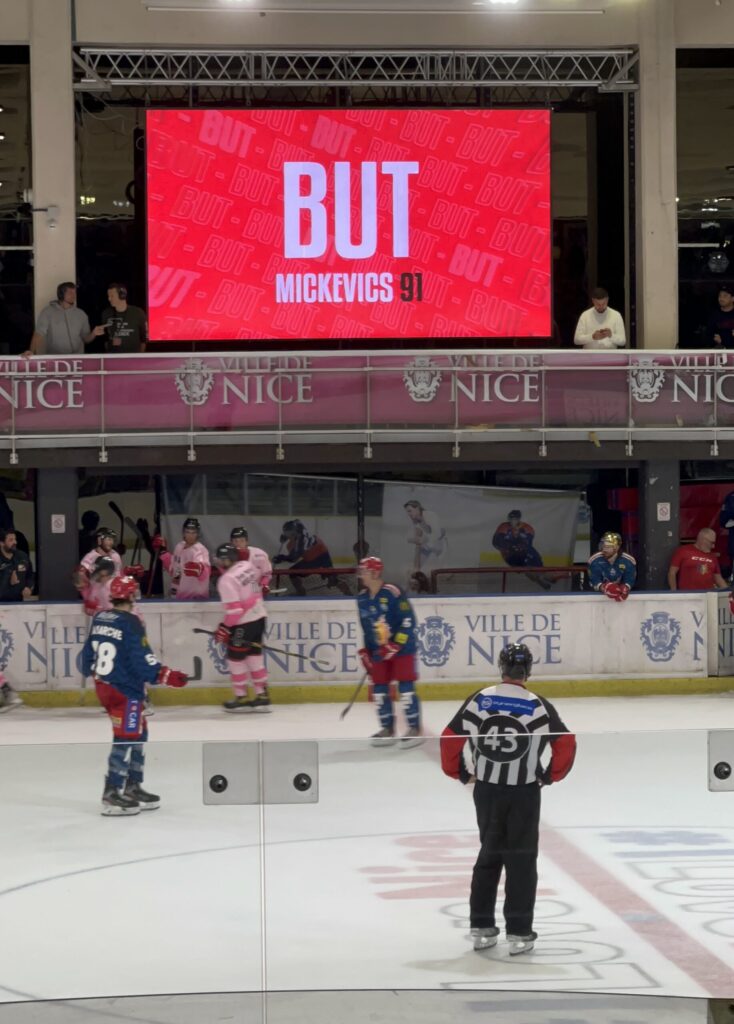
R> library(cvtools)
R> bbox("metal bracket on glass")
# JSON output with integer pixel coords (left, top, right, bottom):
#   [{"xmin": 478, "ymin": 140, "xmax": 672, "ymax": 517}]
[
  {"xmin": 708, "ymin": 731, "xmax": 734, "ymax": 791},
  {"xmin": 203, "ymin": 741, "xmax": 319, "ymax": 805}
]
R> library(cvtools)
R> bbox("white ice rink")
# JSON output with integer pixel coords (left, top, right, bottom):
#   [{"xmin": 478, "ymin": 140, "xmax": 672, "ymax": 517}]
[{"xmin": 1, "ymin": 694, "xmax": 733, "ymax": 1022}]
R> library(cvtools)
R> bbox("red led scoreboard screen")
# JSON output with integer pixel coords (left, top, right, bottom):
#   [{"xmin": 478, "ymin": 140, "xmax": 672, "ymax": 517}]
[{"xmin": 146, "ymin": 109, "xmax": 551, "ymax": 342}]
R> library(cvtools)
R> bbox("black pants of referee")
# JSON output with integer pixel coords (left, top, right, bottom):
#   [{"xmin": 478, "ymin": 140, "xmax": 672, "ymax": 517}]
[{"xmin": 470, "ymin": 781, "xmax": 541, "ymax": 935}]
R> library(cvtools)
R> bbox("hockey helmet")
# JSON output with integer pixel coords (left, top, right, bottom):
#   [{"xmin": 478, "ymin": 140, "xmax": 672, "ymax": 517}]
[
  {"xmin": 182, "ymin": 517, "xmax": 201, "ymax": 535},
  {"xmin": 358, "ymin": 555, "xmax": 384, "ymax": 575},
  {"xmin": 508, "ymin": 509, "xmax": 522, "ymax": 521},
  {"xmin": 230, "ymin": 527, "xmax": 249, "ymax": 541},
  {"xmin": 600, "ymin": 531, "xmax": 622, "ymax": 553},
  {"xmin": 96, "ymin": 526, "xmax": 117, "ymax": 543},
  {"xmin": 498, "ymin": 643, "xmax": 533, "ymax": 681},
  {"xmin": 91, "ymin": 555, "xmax": 116, "ymax": 580},
  {"xmin": 110, "ymin": 575, "xmax": 137, "ymax": 602},
  {"xmin": 215, "ymin": 543, "xmax": 238, "ymax": 565},
  {"xmin": 281, "ymin": 519, "xmax": 303, "ymax": 537}
]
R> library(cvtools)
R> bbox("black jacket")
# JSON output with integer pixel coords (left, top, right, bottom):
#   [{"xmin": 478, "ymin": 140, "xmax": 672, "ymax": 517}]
[{"xmin": 0, "ymin": 547, "xmax": 34, "ymax": 601}]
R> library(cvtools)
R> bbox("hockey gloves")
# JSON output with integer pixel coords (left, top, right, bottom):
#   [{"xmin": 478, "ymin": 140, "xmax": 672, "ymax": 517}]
[
  {"xmin": 183, "ymin": 561, "xmax": 204, "ymax": 578},
  {"xmin": 157, "ymin": 666, "xmax": 188, "ymax": 688},
  {"xmin": 151, "ymin": 535, "xmax": 167, "ymax": 551},
  {"xmin": 358, "ymin": 647, "xmax": 373, "ymax": 675},
  {"xmin": 378, "ymin": 642, "xmax": 401, "ymax": 660},
  {"xmin": 125, "ymin": 563, "xmax": 146, "ymax": 579},
  {"xmin": 601, "ymin": 581, "xmax": 628, "ymax": 602},
  {"xmin": 215, "ymin": 623, "xmax": 231, "ymax": 645}
]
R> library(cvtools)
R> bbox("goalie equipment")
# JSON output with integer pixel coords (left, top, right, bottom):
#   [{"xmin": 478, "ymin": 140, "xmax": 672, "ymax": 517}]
[
  {"xmin": 109, "ymin": 575, "xmax": 137, "ymax": 601},
  {"xmin": 498, "ymin": 642, "xmax": 533, "ymax": 681},
  {"xmin": 215, "ymin": 543, "xmax": 238, "ymax": 566},
  {"xmin": 358, "ymin": 555, "xmax": 384, "ymax": 575},
  {"xmin": 91, "ymin": 555, "xmax": 116, "ymax": 581}
]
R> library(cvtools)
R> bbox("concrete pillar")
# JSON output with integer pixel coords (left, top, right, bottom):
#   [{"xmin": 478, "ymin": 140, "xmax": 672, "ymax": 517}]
[
  {"xmin": 636, "ymin": 0, "xmax": 678, "ymax": 350},
  {"xmin": 29, "ymin": 0, "xmax": 76, "ymax": 318},
  {"xmin": 639, "ymin": 460, "xmax": 679, "ymax": 590},
  {"xmin": 35, "ymin": 468, "xmax": 78, "ymax": 599}
]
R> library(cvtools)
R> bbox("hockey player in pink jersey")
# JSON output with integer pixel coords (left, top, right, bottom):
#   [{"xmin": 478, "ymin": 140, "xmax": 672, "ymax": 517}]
[
  {"xmin": 214, "ymin": 543, "xmax": 271, "ymax": 713},
  {"xmin": 230, "ymin": 526, "xmax": 273, "ymax": 597},
  {"xmin": 75, "ymin": 555, "xmax": 117, "ymax": 617},
  {"xmin": 156, "ymin": 518, "xmax": 211, "ymax": 600},
  {"xmin": 80, "ymin": 527, "xmax": 123, "ymax": 577}
]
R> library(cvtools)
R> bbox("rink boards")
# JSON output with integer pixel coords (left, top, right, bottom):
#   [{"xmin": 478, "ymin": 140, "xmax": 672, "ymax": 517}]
[{"xmin": 2, "ymin": 590, "xmax": 733, "ymax": 694}]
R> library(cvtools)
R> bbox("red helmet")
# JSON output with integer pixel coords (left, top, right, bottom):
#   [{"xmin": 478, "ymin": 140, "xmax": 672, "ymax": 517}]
[
  {"xmin": 110, "ymin": 575, "xmax": 137, "ymax": 601},
  {"xmin": 358, "ymin": 556, "xmax": 384, "ymax": 575}
]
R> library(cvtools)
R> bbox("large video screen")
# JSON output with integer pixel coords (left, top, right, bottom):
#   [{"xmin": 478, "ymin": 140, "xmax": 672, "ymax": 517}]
[{"xmin": 146, "ymin": 109, "xmax": 551, "ymax": 342}]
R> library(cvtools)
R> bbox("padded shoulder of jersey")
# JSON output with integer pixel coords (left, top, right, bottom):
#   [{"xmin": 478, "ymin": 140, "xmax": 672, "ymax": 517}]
[{"xmin": 383, "ymin": 583, "xmax": 402, "ymax": 598}]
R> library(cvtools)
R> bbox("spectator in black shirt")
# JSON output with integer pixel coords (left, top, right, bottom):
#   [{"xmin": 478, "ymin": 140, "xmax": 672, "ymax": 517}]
[
  {"xmin": 708, "ymin": 286, "xmax": 734, "ymax": 348},
  {"xmin": 0, "ymin": 529, "xmax": 33, "ymax": 601},
  {"xmin": 101, "ymin": 284, "xmax": 147, "ymax": 354}
]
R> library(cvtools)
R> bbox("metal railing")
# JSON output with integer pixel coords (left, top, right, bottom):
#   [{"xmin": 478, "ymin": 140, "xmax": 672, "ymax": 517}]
[
  {"xmin": 430, "ymin": 565, "xmax": 587, "ymax": 594},
  {"xmin": 0, "ymin": 349, "xmax": 730, "ymax": 459}
]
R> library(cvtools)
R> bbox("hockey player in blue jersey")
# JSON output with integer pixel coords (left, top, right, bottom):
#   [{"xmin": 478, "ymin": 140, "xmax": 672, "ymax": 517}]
[
  {"xmin": 588, "ymin": 531, "xmax": 636, "ymax": 600},
  {"xmin": 81, "ymin": 575, "xmax": 188, "ymax": 816},
  {"xmin": 356, "ymin": 556, "xmax": 423, "ymax": 748}
]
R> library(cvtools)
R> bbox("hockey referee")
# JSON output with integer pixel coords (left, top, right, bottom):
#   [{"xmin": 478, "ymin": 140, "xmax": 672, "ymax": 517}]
[{"xmin": 440, "ymin": 643, "xmax": 576, "ymax": 956}]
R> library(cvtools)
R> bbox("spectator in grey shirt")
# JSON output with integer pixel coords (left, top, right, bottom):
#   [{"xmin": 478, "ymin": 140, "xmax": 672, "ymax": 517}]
[{"xmin": 23, "ymin": 282, "xmax": 105, "ymax": 358}]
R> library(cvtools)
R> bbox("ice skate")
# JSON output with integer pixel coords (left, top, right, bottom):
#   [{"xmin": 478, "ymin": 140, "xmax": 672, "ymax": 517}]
[
  {"xmin": 471, "ymin": 927, "xmax": 499, "ymax": 951},
  {"xmin": 223, "ymin": 695, "xmax": 252, "ymax": 713},
  {"xmin": 143, "ymin": 697, "xmax": 155, "ymax": 717},
  {"xmin": 507, "ymin": 932, "xmax": 537, "ymax": 956},
  {"xmin": 101, "ymin": 786, "xmax": 140, "ymax": 816},
  {"xmin": 124, "ymin": 782, "xmax": 160, "ymax": 810},
  {"xmin": 0, "ymin": 683, "xmax": 23, "ymax": 713},
  {"xmin": 399, "ymin": 726, "xmax": 424, "ymax": 749},
  {"xmin": 370, "ymin": 726, "xmax": 397, "ymax": 747},
  {"xmin": 245, "ymin": 691, "xmax": 272, "ymax": 713}
]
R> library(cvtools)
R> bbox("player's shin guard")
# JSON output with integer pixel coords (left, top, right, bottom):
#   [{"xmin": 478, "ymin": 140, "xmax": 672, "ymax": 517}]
[
  {"xmin": 228, "ymin": 659, "xmax": 249, "ymax": 697},
  {"xmin": 107, "ymin": 741, "xmax": 133, "ymax": 790},
  {"xmin": 373, "ymin": 684, "xmax": 394, "ymax": 730},
  {"xmin": 247, "ymin": 655, "xmax": 268, "ymax": 696},
  {"xmin": 127, "ymin": 742, "xmax": 146, "ymax": 786},
  {"xmin": 398, "ymin": 682, "xmax": 421, "ymax": 730}
]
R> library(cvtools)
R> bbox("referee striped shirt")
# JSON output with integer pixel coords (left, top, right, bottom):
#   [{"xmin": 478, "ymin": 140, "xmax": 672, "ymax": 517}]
[{"xmin": 441, "ymin": 681, "xmax": 576, "ymax": 787}]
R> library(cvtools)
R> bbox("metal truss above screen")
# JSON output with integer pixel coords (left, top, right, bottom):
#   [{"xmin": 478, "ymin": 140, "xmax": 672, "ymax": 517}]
[{"xmin": 73, "ymin": 47, "xmax": 638, "ymax": 91}]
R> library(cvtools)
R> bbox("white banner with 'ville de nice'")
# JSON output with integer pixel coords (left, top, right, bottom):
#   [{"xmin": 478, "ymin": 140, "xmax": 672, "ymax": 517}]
[{"xmin": 0, "ymin": 592, "xmax": 710, "ymax": 691}]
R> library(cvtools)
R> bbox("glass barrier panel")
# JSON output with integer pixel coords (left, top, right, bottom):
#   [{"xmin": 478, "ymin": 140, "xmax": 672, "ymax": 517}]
[
  {"xmin": 0, "ymin": 740, "xmax": 262, "ymax": 1009},
  {"xmin": 263, "ymin": 732, "xmax": 734, "ymax": 1007}
]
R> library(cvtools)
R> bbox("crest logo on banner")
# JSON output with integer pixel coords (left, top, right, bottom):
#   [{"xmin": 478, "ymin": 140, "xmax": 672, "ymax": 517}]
[
  {"xmin": 640, "ymin": 611, "xmax": 681, "ymax": 662},
  {"xmin": 207, "ymin": 636, "xmax": 229, "ymax": 676},
  {"xmin": 416, "ymin": 615, "xmax": 456, "ymax": 666},
  {"xmin": 628, "ymin": 360, "xmax": 666, "ymax": 403},
  {"xmin": 175, "ymin": 358, "xmax": 215, "ymax": 406},
  {"xmin": 0, "ymin": 627, "xmax": 14, "ymax": 670},
  {"xmin": 403, "ymin": 357, "xmax": 442, "ymax": 403}
]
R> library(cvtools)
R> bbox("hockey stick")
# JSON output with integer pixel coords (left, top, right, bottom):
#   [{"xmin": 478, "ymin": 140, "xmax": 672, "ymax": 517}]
[
  {"xmin": 340, "ymin": 671, "xmax": 369, "ymax": 720},
  {"xmin": 108, "ymin": 500, "xmax": 126, "ymax": 552},
  {"xmin": 191, "ymin": 628, "xmax": 331, "ymax": 670}
]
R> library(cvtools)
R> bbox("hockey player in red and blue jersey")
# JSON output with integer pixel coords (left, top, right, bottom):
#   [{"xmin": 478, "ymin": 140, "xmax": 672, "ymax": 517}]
[
  {"xmin": 356, "ymin": 556, "xmax": 422, "ymax": 748},
  {"xmin": 81, "ymin": 576, "xmax": 188, "ymax": 816},
  {"xmin": 588, "ymin": 531, "xmax": 636, "ymax": 600}
]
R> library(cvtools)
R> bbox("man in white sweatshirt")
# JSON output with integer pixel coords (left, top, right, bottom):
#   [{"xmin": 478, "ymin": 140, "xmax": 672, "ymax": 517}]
[{"xmin": 573, "ymin": 287, "xmax": 626, "ymax": 350}]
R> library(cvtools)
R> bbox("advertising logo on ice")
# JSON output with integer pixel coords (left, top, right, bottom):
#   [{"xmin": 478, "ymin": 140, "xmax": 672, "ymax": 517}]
[
  {"xmin": 416, "ymin": 615, "xmax": 456, "ymax": 667},
  {"xmin": 640, "ymin": 611, "xmax": 681, "ymax": 662}
]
